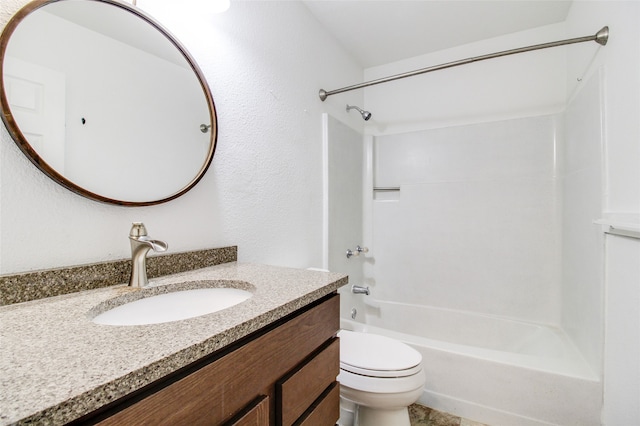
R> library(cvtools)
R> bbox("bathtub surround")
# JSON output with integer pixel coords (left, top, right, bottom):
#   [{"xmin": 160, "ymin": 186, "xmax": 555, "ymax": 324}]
[
  {"xmin": 363, "ymin": 81, "xmax": 605, "ymax": 423},
  {"xmin": 0, "ymin": 246, "xmax": 237, "ymax": 305},
  {"xmin": 326, "ymin": 103, "xmax": 602, "ymax": 423},
  {"xmin": 354, "ymin": 66, "xmax": 603, "ymax": 426},
  {"xmin": 372, "ymin": 115, "xmax": 562, "ymax": 324}
]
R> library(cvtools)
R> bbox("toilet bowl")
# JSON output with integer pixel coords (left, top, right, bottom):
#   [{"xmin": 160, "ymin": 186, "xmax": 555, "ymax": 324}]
[{"xmin": 338, "ymin": 330, "xmax": 426, "ymax": 426}]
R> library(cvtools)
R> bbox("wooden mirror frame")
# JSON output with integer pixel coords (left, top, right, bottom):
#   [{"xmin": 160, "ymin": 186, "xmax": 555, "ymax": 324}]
[{"xmin": 0, "ymin": 0, "xmax": 218, "ymax": 206}]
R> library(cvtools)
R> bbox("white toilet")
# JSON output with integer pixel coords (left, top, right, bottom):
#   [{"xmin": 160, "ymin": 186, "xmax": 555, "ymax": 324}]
[{"xmin": 338, "ymin": 330, "xmax": 426, "ymax": 426}]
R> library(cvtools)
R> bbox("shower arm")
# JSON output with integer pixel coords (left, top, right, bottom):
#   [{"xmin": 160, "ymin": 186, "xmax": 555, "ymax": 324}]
[{"xmin": 318, "ymin": 26, "xmax": 609, "ymax": 101}]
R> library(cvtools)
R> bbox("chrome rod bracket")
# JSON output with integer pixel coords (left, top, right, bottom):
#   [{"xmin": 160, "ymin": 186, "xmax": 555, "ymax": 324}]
[{"xmin": 595, "ymin": 26, "xmax": 609, "ymax": 46}]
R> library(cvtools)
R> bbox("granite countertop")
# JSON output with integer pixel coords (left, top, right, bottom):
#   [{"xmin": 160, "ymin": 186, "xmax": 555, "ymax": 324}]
[{"xmin": 0, "ymin": 262, "xmax": 348, "ymax": 425}]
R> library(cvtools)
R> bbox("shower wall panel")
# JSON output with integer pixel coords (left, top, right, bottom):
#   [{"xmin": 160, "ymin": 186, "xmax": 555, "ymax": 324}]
[
  {"xmin": 372, "ymin": 115, "xmax": 562, "ymax": 324},
  {"xmin": 561, "ymin": 71, "xmax": 604, "ymax": 374},
  {"xmin": 325, "ymin": 115, "xmax": 365, "ymax": 316}
]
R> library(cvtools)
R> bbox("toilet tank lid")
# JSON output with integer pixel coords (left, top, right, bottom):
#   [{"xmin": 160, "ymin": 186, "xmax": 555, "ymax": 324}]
[{"xmin": 339, "ymin": 330, "xmax": 422, "ymax": 372}]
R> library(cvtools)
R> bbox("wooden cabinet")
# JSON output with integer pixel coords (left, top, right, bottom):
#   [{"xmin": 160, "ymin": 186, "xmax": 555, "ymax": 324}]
[{"xmin": 77, "ymin": 293, "xmax": 340, "ymax": 426}]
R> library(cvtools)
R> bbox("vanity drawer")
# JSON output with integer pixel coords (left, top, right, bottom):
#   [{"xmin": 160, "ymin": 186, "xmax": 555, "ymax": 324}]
[
  {"xmin": 296, "ymin": 382, "xmax": 339, "ymax": 426},
  {"xmin": 277, "ymin": 338, "xmax": 340, "ymax": 426},
  {"xmin": 225, "ymin": 395, "xmax": 269, "ymax": 426}
]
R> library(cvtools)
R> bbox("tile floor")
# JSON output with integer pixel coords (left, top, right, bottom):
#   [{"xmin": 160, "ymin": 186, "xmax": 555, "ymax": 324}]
[{"xmin": 409, "ymin": 404, "xmax": 489, "ymax": 426}]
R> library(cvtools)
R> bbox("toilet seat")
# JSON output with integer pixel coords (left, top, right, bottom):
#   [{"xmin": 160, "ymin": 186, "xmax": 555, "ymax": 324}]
[
  {"xmin": 339, "ymin": 330, "xmax": 422, "ymax": 378},
  {"xmin": 341, "ymin": 362, "xmax": 423, "ymax": 378},
  {"xmin": 338, "ymin": 366, "xmax": 426, "ymax": 395}
]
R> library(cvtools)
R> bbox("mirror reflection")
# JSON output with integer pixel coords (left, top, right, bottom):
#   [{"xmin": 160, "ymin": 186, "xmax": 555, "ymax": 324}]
[{"xmin": 1, "ymin": 0, "xmax": 216, "ymax": 205}]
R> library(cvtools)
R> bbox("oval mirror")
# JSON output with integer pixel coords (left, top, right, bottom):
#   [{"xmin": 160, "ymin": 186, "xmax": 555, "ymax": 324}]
[{"xmin": 0, "ymin": 0, "xmax": 217, "ymax": 206}]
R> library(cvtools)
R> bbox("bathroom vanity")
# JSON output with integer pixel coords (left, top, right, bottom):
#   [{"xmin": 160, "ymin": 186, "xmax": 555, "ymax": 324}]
[
  {"xmin": 89, "ymin": 294, "xmax": 340, "ymax": 425},
  {"xmin": 0, "ymin": 256, "xmax": 347, "ymax": 425}
]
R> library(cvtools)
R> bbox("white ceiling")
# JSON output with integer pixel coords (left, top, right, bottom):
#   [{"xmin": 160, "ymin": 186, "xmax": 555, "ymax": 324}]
[{"xmin": 302, "ymin": 0, "xmax": 573, "ymax": 68}]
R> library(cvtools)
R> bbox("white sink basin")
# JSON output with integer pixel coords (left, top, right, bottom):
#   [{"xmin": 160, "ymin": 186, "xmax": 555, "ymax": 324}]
[{"xmin": 92, "ymin": 287, "xmax": 252, "ymax": 326}]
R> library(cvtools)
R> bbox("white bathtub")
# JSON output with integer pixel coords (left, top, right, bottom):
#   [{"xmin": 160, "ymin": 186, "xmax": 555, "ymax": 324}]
[{"xmin": 341, "ymin": 300, "xmax": 602, "ymax": 426}]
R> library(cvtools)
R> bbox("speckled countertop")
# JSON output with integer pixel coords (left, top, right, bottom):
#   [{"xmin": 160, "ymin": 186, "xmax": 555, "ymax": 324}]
[{"xmin": 0, "ymin": 262, "xmax": 348, "ymax": 425}]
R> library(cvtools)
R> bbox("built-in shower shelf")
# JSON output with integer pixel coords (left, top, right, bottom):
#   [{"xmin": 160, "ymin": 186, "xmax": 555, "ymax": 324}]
[
  {"xmin": 595, "ymin": 214, "xmax": 640, "ymax": 239},
  {"xmin": 373, "ymin": 186, "xmax": 400, "ymax": 201}
]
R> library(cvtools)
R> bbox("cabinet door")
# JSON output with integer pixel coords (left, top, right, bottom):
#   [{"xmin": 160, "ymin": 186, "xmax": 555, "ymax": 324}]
[{"xmin": 226, "ymin": 396, "xmax": 269, "ymax": 426}]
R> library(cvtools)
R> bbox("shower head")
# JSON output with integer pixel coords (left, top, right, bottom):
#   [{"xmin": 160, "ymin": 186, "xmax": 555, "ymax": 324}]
[{"xmin": 346, "ymin": 104, "xmax": 372, "ymax": 121}]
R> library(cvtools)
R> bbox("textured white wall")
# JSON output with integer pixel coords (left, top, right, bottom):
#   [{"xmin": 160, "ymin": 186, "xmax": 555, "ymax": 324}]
[
  {"xmin": 603, "ymin": 234, "xmax": 640, "ymax": 425},
  {"xmin": 0, "ymin": 0, "xmax": 364, "ymax": 274}
]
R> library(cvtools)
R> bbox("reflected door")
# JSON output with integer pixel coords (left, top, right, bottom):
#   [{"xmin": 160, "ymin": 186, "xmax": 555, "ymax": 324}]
[{"xmin": 4, "ymin": 56, "xmax": 66, "ymax": 172}]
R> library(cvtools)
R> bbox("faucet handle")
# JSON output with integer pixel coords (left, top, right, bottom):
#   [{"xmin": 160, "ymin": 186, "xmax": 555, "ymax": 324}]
[
  {"xmin": 130, "ymin": 222, "xmax": 148, "ymax": 238},
  {"xmin": 356, "ymin": 245, "xmax": 368, "ymax": 254}
]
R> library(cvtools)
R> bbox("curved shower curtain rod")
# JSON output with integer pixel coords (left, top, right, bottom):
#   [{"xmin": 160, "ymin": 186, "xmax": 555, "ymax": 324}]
[{"xmin": 318, "ymin": 26, "xmax": 609, "ymax": 101}]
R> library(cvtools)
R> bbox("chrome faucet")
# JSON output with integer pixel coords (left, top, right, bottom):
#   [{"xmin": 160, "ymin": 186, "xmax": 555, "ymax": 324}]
[{"xmin": 129, "ymin": 222, "xmax": 168, "ymax": 288}]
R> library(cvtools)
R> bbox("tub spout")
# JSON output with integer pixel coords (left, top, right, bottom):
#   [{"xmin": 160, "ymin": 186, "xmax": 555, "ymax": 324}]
[
  {"xmin": 352, "ymin": 285, "xmax": 370, "ymax": 295},
  {"xmin": 129, "ymin": 222, "xmax": 168, "ymax": 288}
]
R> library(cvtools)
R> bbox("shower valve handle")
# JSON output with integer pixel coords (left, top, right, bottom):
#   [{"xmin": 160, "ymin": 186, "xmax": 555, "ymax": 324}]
[
  {"xmin": 356, "ymin": 245, "xmax": 368, "ymax": 254},
  {"xmin": 346, "ymin": 245, "xmax": 369, "ymax": 258}
]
